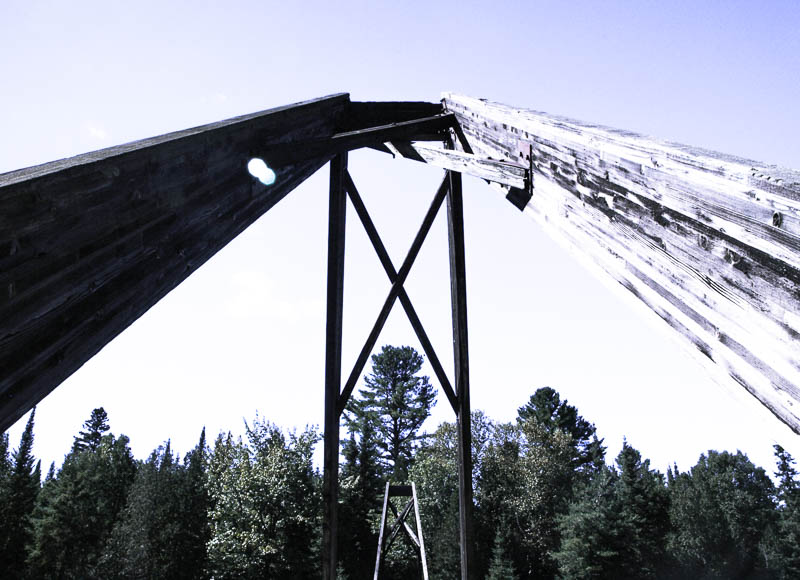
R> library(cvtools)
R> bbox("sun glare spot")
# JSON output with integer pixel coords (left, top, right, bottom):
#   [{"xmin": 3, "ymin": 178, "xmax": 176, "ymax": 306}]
[{"xmin": 247, "ymin": 158, "xmax": 276, "ymax": 186}]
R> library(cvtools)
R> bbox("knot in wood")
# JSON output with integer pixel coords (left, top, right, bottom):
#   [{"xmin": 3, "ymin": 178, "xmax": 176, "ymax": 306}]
[{"xmin": 772, "ymin": 211, "xmax": 783, "ymax": 228}]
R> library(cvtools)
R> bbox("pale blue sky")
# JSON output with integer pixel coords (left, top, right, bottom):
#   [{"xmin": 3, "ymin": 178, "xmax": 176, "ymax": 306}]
[{"xmin": 3, "ymin": 0, "xmax": 799, "ymax": 475}]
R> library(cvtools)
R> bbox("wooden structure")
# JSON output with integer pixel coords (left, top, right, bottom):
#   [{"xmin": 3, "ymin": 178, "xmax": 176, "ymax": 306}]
[
  {"xmin": 1, "ymin": 92, "xmax": 799, "ymax": 578},
  {"xmin": 374, "ymin": 483, "xmax": 428, "ymax": 579},
  {"xmin": 442, "ymin": 94, "xmax": 800, "ymax": 433}
]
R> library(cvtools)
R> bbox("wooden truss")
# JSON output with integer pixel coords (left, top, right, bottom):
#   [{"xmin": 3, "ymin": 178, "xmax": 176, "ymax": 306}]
[
  {"xmin": 374, "ymin": 483, "xmax": 429, "ymax": 579},
  {"xmin": 324, "ymin": 156, "xmax": 476, "ymax": 579},
  {"xmin": 2, "ymin": 92, "xmax": 799, "ymax": 579}
]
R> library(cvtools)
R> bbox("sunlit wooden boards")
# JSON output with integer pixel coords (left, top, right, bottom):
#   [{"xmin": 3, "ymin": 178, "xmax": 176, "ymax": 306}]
[
  {"xmin": 443, "ymin": 93, "xmax": 800, "ymax": 434},
  {"xmin": 0, "ymin": 94, "xmax": 353, "ymax": 432}
]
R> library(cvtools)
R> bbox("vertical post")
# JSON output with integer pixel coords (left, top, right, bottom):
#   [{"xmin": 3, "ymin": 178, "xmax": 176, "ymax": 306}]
[
  {"xmin": 446, "ymin": 169, "xmax": 474, "ymax": 580},
  {"xmin": 323, "ymin": 153, "xmax": 347, "ymax": 580}
]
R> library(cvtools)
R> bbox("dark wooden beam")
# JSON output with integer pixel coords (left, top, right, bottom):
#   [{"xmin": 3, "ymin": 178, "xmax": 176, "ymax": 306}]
[
  {"xmin": 323, "ymin": 154, "xmax": 347, "ymax": 580},
  {"xmin": 447, "ymin": 168, "xmax": 475, "ymax": 580},
  {"xmin": 259, "ymin": 114, "xmax": 456, "ymax": 166},
  {"xmin": 0, "ymin": 93, "xmax": 349, "ymax": 433},
  {"xmin": 344, "ymin": 101, "xmax": 444, "ymax": 132}
]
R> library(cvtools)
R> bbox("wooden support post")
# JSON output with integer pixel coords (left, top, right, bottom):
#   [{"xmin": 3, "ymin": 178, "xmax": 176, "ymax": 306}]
[
  {"xmin": 447, "ymin": 169, "xmax": 475, "ymax": 580},
  {"xmin": 323, "ymin": 153, "xmax": 347, "ymax": 580}
]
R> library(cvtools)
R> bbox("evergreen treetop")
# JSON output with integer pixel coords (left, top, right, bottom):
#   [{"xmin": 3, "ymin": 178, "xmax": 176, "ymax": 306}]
[{"xmin": 73, "ymin": 407, "xmax": 111, "ymax": 453}]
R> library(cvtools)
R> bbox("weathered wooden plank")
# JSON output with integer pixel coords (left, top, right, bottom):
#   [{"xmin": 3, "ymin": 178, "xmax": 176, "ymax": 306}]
[
  {"xmin": 385, "ymin": 141, "xmax": 528, "ymax": 189},
  {"xmin": 443, "ymin": 93, "xmax": 800, "ymax": 433},
  {"xmin": 0, "ymin": 94, "xmax": 350, "ymax": 432}
]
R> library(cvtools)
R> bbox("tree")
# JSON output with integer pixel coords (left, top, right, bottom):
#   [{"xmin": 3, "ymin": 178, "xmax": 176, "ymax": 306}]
[
  {"xmin": 101, "ymin": 430, "xmax": 210, "ymax": 579},
  {"xmin": 517, "ymin": 387, "xmax": 605, "ymax": 475},
  {"xmin": 73, "ymin": 407, "xmax": 110, "ymax": 453},
  {"xmin": 487, "ymin": 528, "xmax": 519, "ymax": 580},
  {"xmin": 206, "ymin": 420, "xmax": 319, "ymax": 579},
  {"xmin": 667, "ymin": 450, "xmax": 776, "ymax": 578},
  {"xmin": 351, "ymin": 345, "xmax": 436, "ymax": 482},
  {"xmin": 410, "ymin": 413, "xmax": 492, "ymax": 579},
  {"xmin": 28, "ymin": 411, "xmax": 136, "ymax": 578},
  {"xmin": 769, "ymin": 445, "xmax": 800, "ymax": 578},
  {"xmin": 0, "ymin": 408, "xmax": 40, "ymax": 579},
  {"xmin": 339, "ymin": 410, "xmax": 383, "ymax": 579}
]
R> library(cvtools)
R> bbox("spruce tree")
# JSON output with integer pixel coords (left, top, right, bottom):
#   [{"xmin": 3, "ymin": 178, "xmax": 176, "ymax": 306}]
[{"xmin": 0, "ymin": 409, "xmax": 40, "ymax": 578}]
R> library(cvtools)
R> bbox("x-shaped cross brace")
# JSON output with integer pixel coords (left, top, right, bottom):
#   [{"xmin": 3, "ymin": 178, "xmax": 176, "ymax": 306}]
[{"xmin": 336, "ymin": 170, "xmax": 459, "ymax": 417}]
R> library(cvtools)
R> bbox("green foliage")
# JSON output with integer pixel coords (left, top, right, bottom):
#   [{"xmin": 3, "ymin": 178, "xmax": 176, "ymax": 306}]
[
  {"xmin": 206, "ymin": 420, "xmax": 320, "ymax": 579},
  {"xmin": 769, "ymin": 445, "xmax": 800, "ymax": 578},
  {"xmin": 410, "ymin": 411, "xmax": 492, "ymax": 579},
  {"xmin": 517, "ymin": 387, "xmax": 605, "ymax": 475},
  {"xmin": 28, "ymin": 411, "xmax": 136, "ymax": 579},
  {"xmin": 339, "ymin": 409, "xmax": 383, "ymax": 579},
  {"xmin": 667, "ymin": 450, "xmax": 776, "ymax": 578},
  {"xmin": 0, "ymin": 409, "xmax": 40, "ymax": 579},
  {"xmin": 354, "ymin": 345, "xmax": 436, "ymax": 482},
  {"xmin": 487, "ymin": 528, "xmax": 518, "ymax": 580},
  {"xmin": 102, "ymin": 430, "xmax": 210, "ymax": 579},
  {"xmin": 555, "ymin": 442, "xmax": 669, "ymax": 579},
  {"xmin": 73, "ymin": 407, "xmax": 110, "ymax": 453}
]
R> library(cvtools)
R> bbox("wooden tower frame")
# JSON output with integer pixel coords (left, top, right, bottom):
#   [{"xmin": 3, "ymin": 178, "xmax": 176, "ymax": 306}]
[{"xmin": 2, "ymin": 93, "xmax": 799, "ymax": 578}]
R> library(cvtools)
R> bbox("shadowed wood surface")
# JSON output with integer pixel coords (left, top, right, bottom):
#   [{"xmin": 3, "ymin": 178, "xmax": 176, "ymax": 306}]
[{"xmin": 443, "ymin": 93, "xmax": 800, "ymax": 434}]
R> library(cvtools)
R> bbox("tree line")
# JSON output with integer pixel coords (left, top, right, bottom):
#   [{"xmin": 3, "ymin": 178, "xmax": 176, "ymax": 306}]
[{"xmin": 1, "ymin": 344, "xmax": 799, "ymax": 578}]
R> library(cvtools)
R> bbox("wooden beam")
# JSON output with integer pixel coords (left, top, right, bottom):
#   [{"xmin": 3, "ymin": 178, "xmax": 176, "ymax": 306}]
[
  {"xmin": 386, "ymin": 141, "xmax": 528, "ymax": 190},
  {"xmin": 0, "ymin": 93, "xmax": 349, "ymax": 433},
  {"xmin": 447, "ymin": 168, "xmax": 475, "ymax": 580},
  {"xmin": 443, "ymin": 93, "xmax": 800, "ymax": 434},
  {"xmin": 374, "ymin": 483, "xmax": 391, "ymax": 580},
  {"xmin": 260, "ymin": 114, "xmax": 456, "ymax": 166},
  {"xmin": 344, "ymin": 101, "xmax": 444, "ymax": 132},
  {"xmin": 323, "ymin": 154, "xmax": 347, "ymax": 580}
]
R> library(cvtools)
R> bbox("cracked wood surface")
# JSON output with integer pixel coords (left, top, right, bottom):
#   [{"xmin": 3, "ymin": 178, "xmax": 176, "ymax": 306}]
[{"xmin": 443, "ymin": 93, "xmax": 800, "ymax": 434}]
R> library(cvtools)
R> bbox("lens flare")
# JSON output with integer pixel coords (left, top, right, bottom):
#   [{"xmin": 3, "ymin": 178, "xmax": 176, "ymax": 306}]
[{"xmin": 247, "ymin": 158, "xmax": 276, "ymax": 186}]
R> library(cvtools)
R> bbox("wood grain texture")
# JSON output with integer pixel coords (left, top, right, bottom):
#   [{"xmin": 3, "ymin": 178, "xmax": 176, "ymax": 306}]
[
  {"xmin": 385, "ymin": 141, "xmax": 527, "ymax": 189},
  {"xmin": 443, "ymin": 93, "xmax": 800, "ymax": 434},
  {"xmin": 0, "ymin": 94, "xmax": 351, "ymax": 432}
]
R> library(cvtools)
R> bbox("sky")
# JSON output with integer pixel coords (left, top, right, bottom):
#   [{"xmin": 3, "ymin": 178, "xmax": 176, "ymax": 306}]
[{"xmin": 2, "ymin": 0, "xmax": 799, "ymax": 477}]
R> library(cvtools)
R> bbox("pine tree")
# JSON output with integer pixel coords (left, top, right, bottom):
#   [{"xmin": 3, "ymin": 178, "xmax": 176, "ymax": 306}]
[
  {"xmin": 28, "ymin": 411, "xmax": 136, "ymax": 578},
  {"xmin": 354, "ymin": 345, "xmax": 436, "ymax": 482},
  {"xmin": 0, "ymin": 407, "xmax": 41, "ymax": 578},
  {"xmin": 517, "ymin": 387, "xmax": 605, "ymax": 475},
  {"xmin": 73, "ymin": 407, "xmax": 110, "ymax": 452},
  {"xmin": 0, "ymin": 408, "xmax": 40, "ymax": 579}
]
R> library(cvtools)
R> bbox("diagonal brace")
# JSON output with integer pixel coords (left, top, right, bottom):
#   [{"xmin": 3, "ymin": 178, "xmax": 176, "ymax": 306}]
[
  {"xmin": 336, "ymin": 174, "xmax": 450, "ymax": 416},
  {"xmin": 343, "ymin": 172, "xmax": 459, "ymax": 414}
]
